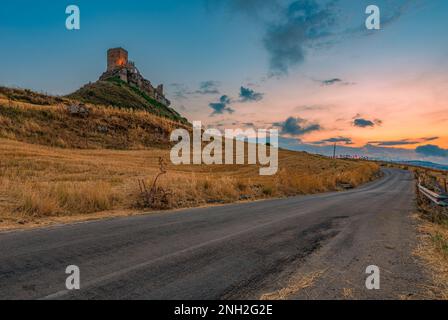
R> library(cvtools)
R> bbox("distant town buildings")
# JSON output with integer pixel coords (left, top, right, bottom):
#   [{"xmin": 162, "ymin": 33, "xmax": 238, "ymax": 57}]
[{"xmin": 336, "ymin": 154, "xmax": 370, "ymax": 160}]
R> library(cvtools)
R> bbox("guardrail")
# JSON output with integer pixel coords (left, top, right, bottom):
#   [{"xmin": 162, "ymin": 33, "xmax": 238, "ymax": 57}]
[{"xmin": 418, "ymin": 184, "xmax": 448, "ymax": 207}]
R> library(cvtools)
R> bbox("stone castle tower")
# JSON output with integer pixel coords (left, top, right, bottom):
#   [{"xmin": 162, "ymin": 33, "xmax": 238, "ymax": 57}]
[
  {"xmin": 107, "ymin": 48, "xmax": 129, "ymax": 71},
  {"xmin": 100, "ymin": 47, "xmax": 170, "ymax": 107}
]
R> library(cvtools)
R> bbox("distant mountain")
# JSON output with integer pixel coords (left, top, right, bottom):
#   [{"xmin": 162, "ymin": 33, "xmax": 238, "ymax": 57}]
[{"xmin": 278, "ymin": 137, "xmax": 448, "ymax": 167}]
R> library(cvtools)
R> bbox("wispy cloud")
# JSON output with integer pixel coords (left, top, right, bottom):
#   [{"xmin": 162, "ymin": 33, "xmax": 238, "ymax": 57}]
[
  {"xmin": 378, "ymin": 0, "xmax": 422, "ymax": 28},
  {"xmin": 294, "ymin": 104, "xmax": 331, "ymax": 112},
  {"xmin": 209, "ymin": 95, "xmax": 234, "ymax": 115},
  {"xmin": 353, "ymin": 117, "xmax": 382, "ymax": 128},
  {"xmin": 207, "ymin": 0, "xmax": 418, "ymax": 74},
  {"xmin": 239, "ymin": 86, "xmax": 264, "ymax": 102},
  {"xmin": 169, "ymin": 81, "xmax": 220, "ymax": 99},
  {"xmin": 369, "ymin": 137, "xmax": 439, "ymax": 146},
  {"xmin": 321, "ymin": 78, "xmax": 342, "ymax": 86},
  {"xmin": 353, "ymin": 118, "xmax": 374, "ymax": 128},
  {"xmin": 311, "ymin": 136, "xmax": 353, "ymax": 145},
  {"xmin": 263, "ymin": 0, "xmax": 338, "ymax": 75},
  {"xmin": 196, "ymin": 81, "xmax": 220, "ymax": 95},
  {"xmin": 318, "ymin": 78, "xmax": 355, "ymax": 86},
  {"xmin": 170, "ymin": 83, "xmax": 189, "ymax": 99},
  {"xmin": 205, "ymin": 0, "xmax": 280, "ymax": 19}
]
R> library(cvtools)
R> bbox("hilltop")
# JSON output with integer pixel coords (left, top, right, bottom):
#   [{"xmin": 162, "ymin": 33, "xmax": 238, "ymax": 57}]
[
  {"xmin": 0, "ymin": 47, "xmax": 189, "ymax": 126},
  {"xmin": 65, "ymin": 47, "xmax": 188, "ymax": 124}
]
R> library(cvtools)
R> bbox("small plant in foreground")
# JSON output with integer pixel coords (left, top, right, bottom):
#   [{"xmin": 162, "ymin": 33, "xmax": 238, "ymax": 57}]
[{"xmin": 137, "ymin": 157, "xmax": 172, "ymax": 209}]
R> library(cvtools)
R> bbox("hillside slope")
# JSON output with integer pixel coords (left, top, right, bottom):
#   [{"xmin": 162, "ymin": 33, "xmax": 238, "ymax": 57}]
[
  {"xmin": 67, "ymin": 78, "xmax": 188, "ymax": 124},
  {"xmin": 0, "ymin": 89, "xmax": 189, "ymax": 149}
]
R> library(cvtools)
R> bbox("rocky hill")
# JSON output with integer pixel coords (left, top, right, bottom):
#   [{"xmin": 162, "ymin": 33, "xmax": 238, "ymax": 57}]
[{"xmin": 66, "ymin": 47, "xmax": 188, "ymax": 124}]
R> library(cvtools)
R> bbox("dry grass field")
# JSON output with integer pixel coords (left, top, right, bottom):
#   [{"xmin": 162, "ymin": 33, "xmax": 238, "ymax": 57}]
[
  {"xmin": 401, "ymin": 165, "xmax": 448, "ymax": 299},
  {"xmin": 415, "ymin": 215, "xmax": 448, "ymax": 299}
]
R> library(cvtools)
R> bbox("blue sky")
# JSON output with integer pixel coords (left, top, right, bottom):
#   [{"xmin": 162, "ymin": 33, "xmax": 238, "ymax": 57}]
[
  {"xmin": 0, "ymin": 0, "xmax": 266, "ymax": 93},
  {"xmin": 1, "ymin": 0, "xmax": 448, "ymax": 162}
]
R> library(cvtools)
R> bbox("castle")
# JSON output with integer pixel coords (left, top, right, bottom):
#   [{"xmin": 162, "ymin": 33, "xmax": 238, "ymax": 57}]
[{"xmin": 99, "ymin": 48, "xmax": 171, "ymax": 107}]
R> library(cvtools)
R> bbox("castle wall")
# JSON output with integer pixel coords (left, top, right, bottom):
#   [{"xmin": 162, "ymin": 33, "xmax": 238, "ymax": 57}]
[{"xmin": 118, "ymin": 69, "xmax": 128, "ymax": 83}]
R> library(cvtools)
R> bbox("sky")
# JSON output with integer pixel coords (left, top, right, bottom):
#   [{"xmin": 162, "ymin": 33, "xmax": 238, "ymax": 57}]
[{"xmin": 1, "ymin": 0, "xmax": 448, "ymax": 163}]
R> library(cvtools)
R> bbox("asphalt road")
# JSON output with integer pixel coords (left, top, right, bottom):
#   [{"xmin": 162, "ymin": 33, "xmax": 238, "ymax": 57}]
[{"xmin": 0, "ymin": 168, "xmax": 429, "ymax": 300}]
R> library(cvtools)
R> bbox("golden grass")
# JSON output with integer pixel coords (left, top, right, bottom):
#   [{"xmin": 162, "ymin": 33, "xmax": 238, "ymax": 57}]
[
  {"xmin": 13, "ymin": 181, "xmax": 120, "ymax": 217},
  {"xmin": 0, "ymin": 137, "xmax": 380, "ymax": 228},
  {"xmin": 342, "ymin": 288, "xmax": 355, "ymax": 299},
  {"xmin": 414, "ymin": 215, "xmax": 448, "ymax": 299},
  {"xmin": 260, "ymin": 270, "xmax": 326, "ymax": 300}
]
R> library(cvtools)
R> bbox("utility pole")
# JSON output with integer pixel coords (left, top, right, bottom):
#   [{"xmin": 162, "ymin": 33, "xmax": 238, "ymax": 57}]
[
  {"xmin": 443, "ymin": 177, "xmax": 447, "ymax": 193},
  {"xmin": 333, "ymin": 142, "xmax": 337, "ymax": 159}
]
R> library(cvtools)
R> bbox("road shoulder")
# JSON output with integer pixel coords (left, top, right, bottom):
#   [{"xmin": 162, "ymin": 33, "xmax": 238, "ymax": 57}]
[
  {"xmin": 261, "ymin": 183, "xmax": 433, "ymax": 300},
  {"xmin": 414, "ymin": 214, "xmax": 448, "ymax": 299}
]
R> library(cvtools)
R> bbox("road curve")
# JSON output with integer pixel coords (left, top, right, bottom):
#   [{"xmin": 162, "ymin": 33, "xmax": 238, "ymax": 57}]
[{"xmin": 0, "ymin": 168, "xmax": 428, "ymax": 300}]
